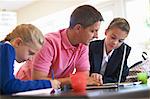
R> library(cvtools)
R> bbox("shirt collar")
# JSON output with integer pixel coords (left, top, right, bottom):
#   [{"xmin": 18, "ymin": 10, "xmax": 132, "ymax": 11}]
[
  {"xmin": 5, "ymin": 41, "xmax": 11, "ymax": 45},
  {"xmin": 103, "ymin": 43, "xmax": 114, "ymax": 62},
  {"xmin": 61, "ymin": 28, "xmax": 81, "ymax": 50}
]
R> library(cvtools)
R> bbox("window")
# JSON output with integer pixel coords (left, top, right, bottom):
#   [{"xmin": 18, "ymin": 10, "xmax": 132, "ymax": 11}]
[
  {"xmin": 23, "ymin": 0, "xmax": 150, "ymax": 67},
  {"xmin": 96, "ymin": 2, "xmax": 114, "ymax": 39},
  {"xmin": 125, "ymin": 0, "xmax": 150, "ymax": 65},
  {"xmin": 31, "ymin": 8, "xmax": 71, "ymax": 35},
  {"xmin": 0, "ymin": 11, "xmax": 17, "ymax": 41}
]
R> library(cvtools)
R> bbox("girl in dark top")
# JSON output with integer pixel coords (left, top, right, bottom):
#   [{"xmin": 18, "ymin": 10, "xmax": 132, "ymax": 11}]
[{"xmin": 89, "ymin": 18, "xmax": 131, "ymax": 84}]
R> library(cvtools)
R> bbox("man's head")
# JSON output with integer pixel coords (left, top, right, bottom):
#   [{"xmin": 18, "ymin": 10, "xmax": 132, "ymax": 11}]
[
  {"xmin": 69, "ymin": 5, "xmax": 103, "ymax": 28},
  {"xmin": 69, "ymin": 5, "xmax": 103, "ymax": 45}
]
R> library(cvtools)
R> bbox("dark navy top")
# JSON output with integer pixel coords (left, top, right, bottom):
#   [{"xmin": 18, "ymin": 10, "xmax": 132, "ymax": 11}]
[{"xmin": 89, "ymin": 40, "xmax": 131, "ymax": 83}]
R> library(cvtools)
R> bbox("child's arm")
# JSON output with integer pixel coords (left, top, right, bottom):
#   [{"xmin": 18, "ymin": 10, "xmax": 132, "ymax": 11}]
[{"xmin": 0, "ymin": 44, "xmax": 52, "ymax": 94}]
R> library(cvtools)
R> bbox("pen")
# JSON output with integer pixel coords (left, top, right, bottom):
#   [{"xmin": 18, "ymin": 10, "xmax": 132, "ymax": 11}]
[
  {"xmin": 50, "ymin": 69, "xmax": 55, "ymax": 94},
  {"xmin": 50, "ymin": 69, "xmax": 61, "ymax": 94},
  {"xmin": 51, "ymin": 69, "xmax": 55, "ymax": 80}
]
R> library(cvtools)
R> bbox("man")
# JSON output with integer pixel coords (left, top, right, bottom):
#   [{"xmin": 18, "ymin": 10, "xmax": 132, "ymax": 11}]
[{"xmin": 16, "ymin": 5, "xmax": 104, "ymax": 86}]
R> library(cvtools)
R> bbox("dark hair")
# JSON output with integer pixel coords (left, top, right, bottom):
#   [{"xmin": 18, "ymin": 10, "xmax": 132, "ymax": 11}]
[
  {"xmin": 107, "ymin": 17, "xmax": 130, "ymax": 33},
  {"xmin": 69, "ymin": 5, "xmax": 104, "ymax": 28}
]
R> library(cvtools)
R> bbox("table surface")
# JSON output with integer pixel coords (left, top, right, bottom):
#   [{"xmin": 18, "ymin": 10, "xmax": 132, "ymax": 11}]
[{"xmin": 1, "ymin": 84, "xmax": 150, "ymax": 99}]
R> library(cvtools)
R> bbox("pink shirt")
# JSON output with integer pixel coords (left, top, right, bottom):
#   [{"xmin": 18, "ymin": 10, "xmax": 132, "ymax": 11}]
[
  {"xmin": 16, "ymin": 29, "xmax": 90, "ymax": 80},
  {"xmin": 16, "ymin": 61, "xmax": 33, "ymax": 80}
]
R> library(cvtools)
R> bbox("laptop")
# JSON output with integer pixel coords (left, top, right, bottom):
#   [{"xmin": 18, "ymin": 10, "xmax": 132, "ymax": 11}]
[
  {"xmin": 86, "ymin": 83, "xmax": 118, "ymax": 89},
  {"xmin": 86, "ymin": 45, "xmax": 141, "ymax": 90},
  {"xmin": 86, "ymin": 81, "xmax": 142, "ymax": 90}
]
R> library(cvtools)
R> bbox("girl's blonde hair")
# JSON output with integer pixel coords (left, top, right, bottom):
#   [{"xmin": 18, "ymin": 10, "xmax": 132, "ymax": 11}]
[{"xmin": 3, "ymin": 24, "xmax": 44, "ymax": 46}]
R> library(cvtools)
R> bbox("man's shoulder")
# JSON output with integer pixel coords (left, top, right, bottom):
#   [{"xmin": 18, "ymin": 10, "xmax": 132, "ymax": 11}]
[
  {"xmin": 44, "ymin": 29, "xmax": 66, "ymax": 42},
  {"xmin": 45, "ymin": 31, "xmax": 61, "ymax": 40},
  {"xmin": 44, "ymin": 31, "xmax": 63, "ymax": 45}
]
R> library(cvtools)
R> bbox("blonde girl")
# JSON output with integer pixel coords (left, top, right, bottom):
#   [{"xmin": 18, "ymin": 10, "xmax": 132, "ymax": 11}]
[{"xmin": 0, "ymin": 24, "xmax": 60, "ymax": 94}]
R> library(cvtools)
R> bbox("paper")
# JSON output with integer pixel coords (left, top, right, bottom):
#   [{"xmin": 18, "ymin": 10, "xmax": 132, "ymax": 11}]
[{"xmin": 13, "ymin": 88, "xmax": 61, "ymax": 96}]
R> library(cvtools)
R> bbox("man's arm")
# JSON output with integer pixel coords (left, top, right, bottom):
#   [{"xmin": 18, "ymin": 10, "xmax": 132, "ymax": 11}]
[{"xmin": 32, "ymin": 69, "xmax": 70, "ymax": 86}]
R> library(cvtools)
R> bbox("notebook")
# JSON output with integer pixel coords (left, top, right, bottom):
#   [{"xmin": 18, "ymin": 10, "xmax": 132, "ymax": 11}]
[{"xmin": 13, "ymin": 88, "xmax": 61, "ymax": 96}]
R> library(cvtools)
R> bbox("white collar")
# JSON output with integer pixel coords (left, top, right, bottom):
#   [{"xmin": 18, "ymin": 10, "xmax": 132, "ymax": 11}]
[
  {"xmin": 103, "ymin": 43, "xmax": 114, "ymax": 62},
  {"xmin": 5, "ymin": 41, "xmax": 11, "ymax": 45}
]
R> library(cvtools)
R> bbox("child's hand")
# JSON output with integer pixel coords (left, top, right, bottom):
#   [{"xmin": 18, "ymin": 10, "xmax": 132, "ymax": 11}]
[
  {"xmin": 90, "ymin": 73, "xmax": 103, "ymax": 85},
  {"xmin": 50, "ymin": 79, "xmax": 61, "ymax": 89},
  {"xmin": 87, "ymin": 76, "xmax": 102, "ymax": 86}
]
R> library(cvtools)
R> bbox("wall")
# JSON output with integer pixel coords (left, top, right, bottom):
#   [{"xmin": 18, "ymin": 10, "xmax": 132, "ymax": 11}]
[{"xmin": 17, "ymin": 0, "xmax": 87, "ymax": 24}]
